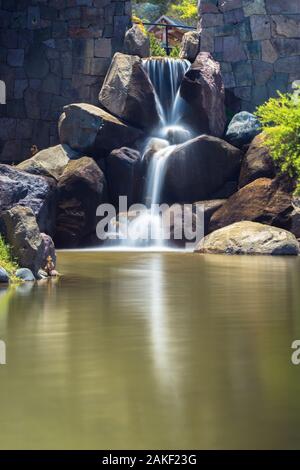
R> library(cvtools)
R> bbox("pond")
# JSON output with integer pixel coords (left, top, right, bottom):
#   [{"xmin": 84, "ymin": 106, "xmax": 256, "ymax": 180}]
[{"xmin": 0, "ymin": 251, "xmax": 300, "ymax": 449}]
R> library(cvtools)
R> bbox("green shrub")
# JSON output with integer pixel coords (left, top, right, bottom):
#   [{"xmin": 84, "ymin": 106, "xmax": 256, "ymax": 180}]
[
  {"xmin": 170, "ymin": 45, "xmax": 181, "ymax": 58},
  {"xmin": 0, "ymin": 235, "xmax": 18, "ymax": 279},
  {"xmin": 149, "ymin": 33, "xmax": 166, "ymax": 57},
  {"xmin": 255, "ymin": 88, "xmax": 300, "ymax": 194}
]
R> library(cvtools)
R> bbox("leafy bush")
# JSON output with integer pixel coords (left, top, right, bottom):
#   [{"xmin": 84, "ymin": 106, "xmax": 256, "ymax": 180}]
[
  {"xmin": 0, "ymin": 235, "xmax": 18, "ymax": 278},
  {"xmin": 170, "ymin": 45, "xmax": 181, "ymax": 58},
  {"xmin": 255, "ymin": 89, "xmax": 300, "ymax": 194},
  {"xmin": 149, "ymin": 33, "xmax": 166, "ymax": 57}
]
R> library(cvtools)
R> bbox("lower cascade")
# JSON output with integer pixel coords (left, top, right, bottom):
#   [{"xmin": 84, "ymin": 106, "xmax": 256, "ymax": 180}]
[{"xmin": 109, "ymin": 58, "xmax": 192, "ymax": 249}]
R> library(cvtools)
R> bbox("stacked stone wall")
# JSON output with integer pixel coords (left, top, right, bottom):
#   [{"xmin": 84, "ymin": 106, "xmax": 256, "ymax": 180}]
[
  {"xmin": 199, "ymin": 0, "xmax": 300, "ymax": 112},
  {"xmin": 0, "ymin": 0, "xmax": 131, "ymax": 162}
]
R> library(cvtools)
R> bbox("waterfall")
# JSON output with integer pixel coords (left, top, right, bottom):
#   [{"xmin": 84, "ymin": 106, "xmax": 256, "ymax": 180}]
[{"xmin": 111, "ymin": 58, "xmax": 192, "ymax": 249}]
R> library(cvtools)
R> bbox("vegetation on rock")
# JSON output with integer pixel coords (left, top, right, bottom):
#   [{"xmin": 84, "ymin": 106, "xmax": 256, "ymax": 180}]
[
  {"xmin": 0, "ymin": 235, "xmax": 19, "ymax": 281},
  {"xmin": 256, "ymin": 89, "xmax": 300, "ymax": 194}
]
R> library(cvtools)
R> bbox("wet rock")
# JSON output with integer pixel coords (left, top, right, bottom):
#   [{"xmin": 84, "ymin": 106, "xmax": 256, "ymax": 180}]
[
  {"xmin": 41, "ymin": 233, "xmax": 56, "ymax": 267},
  {"xmin": 17, "ymin": 144, "xmax": 80, "ymax": 181},
  {"xmin": 239, "ymin": 133, "xmax": 276, "ymax": 187},
  {"xmin": 193, "ymin": 200, "xmax": 227, "ymax": 235},
  {"xmin": 124, "ymin": 24, "xmax": 150, "ymax": 58},
  {"xmin": 16, "ymin": 268, "xmax": 36, "ymax": 281},
  {"xmin": 99, "ymin": 53, "xmax": 160, "ymax": 131},
  {"xmin": 0, "ymin": 267, "xmax": 9, "ymax": 283},
  {"xmin": 162, "ymin": 204, "xmax": 201, "ymax": 248},
  {"xmin": 180, "ymin": 52, "xmax": 226, "ymax": 138},
  {"xmin": 106, "ymin": 147, "xmax": 142, "ymax": 207},
  {"xmin": 0, "ymin": 164, "xmax": 57, "ymax": 235},
  {"xmin": 226, "ymin": 111, "xmax": 261, "ymax": 148},
  {"xmin": 179, "ymin": 31, "xmax": 200, "ymax": 62},
  {"xmin": 163, "ymin": 135, "xmax": 242, "ymax": 203},
  {"xmin": 55, "ymin": 157, "xmax": 107, "ymax": 248},
  {"xmin": 59, "ymin": 103, "xmax": 143, "ymax": 159},
  {"xmin": 1, "ymin": 206, "xmax": 44, "ymax": 276},
  {"xmin": 195, "ymin": 221, "xmax": 299, "ymax": 256},
  {"xmin": 209, "ymin": 178, "xmax": 293, "ymax": 233}
]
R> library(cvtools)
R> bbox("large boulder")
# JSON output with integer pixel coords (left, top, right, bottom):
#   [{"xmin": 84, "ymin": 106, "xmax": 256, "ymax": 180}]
[
  {"xmin": 209, "ymin": 178, "xmax": 293, "ymax": 233},
  {"xmin": 17, "ymin": 144, "xmax": 80, "ymax": 181},
  {"xmin": 289, "ymin": 198, "xmax": 300, "ymax": 240},
  {"xmin": 0, "ymin": 268, "xmax": 9, "ymax": 283},
  {"xmin": 162, "ymin": 135, "xmax": 242, "ymax": 203},
  {"xmin": 1, "ymin": 205, "xmax": 44, "ymax": 275},
  {"xmin": 193, "ymin": 200, "xmax": 227, "ymax": 235},
  {"xmin": 179, "ymin": 52, "xmax": 226, "ymax": 137},
  {"xmin": 55, "ymin": 157, "xmax": 107, "ymax": 248},
  {"xmin": 0, "ymin": 164, "xmax": 56, "ymax": 235},
  {"xmin": 58, "ymin": 103, "xmax": 143, "ymax": 159},
  {"xmin": 124, "ymin": 24, "xmax": 150, "ymax": 58},
  {"xmin": 239, "ymin": 133, "xmax": 276, "ymax": 188},
  {"xmin": 99, "ymin": 53, "xmax": 160, "ymax": 131},
  {"xmin": 179, "ymin": 31, "xmax": 200, "ymax": 62},
  {"xmin": 106, "ymin": 147, "xmax": 142, "ymax": 208},
  {"xmin": 195, "ymin": 221, "xmax": 299, "ymax": 256},
  {"xmin": 226, "ymin": 112, "xmax": 261, "ymax": 149},
  {"xmin": 41, "ymin": 233, "xmax": 56, "ymax": 267}
]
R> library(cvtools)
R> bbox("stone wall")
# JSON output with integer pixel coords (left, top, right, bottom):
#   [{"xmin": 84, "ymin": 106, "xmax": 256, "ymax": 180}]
[
  {"xmin": 199, "ymin": 0, "xmax": 300, "ymax": 112},
  {"xmin": 0, "ymin": 0, "xmax": 131, "ymax": 163}
]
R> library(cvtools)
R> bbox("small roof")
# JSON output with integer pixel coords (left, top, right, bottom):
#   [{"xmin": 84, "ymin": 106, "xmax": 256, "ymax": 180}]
[{"xmin": 147, "ymin": 15, "xmax": 189, "ymax": 31}]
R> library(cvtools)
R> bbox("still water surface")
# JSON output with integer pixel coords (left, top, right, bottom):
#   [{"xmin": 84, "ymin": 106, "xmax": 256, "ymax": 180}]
[{"xmin": 0, "ymin": 251, "xmax": 300, "ymax": 449}]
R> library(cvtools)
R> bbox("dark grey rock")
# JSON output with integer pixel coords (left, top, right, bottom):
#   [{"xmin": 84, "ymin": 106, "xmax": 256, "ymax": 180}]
[
  {"xmin": 226, "ymin": 112, "xmax": 261, "ymax": 148},
  {"xmin": 0, "ymin": 267, "xmax": 10, "ymax": 283},
  {"xmin": 16, "ymin": 268, "xmax": 36, "ymax": 281}
]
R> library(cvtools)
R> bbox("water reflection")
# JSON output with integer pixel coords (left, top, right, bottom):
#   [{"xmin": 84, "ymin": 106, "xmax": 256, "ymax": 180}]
[{"xmin": 0, "ymin": 252, "xmax": 300, "ymax": 449}]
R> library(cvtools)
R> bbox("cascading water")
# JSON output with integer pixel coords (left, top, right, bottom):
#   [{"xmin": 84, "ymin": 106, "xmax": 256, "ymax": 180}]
[{"xmin": 111, "ymin": 58, "xmax": 192, "ymax": 248}]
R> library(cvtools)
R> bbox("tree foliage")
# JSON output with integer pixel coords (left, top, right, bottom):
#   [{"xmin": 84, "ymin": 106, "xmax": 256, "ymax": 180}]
[{"xmin": 255, "ymin": 88, "xmax": 300, "ymax": 194}]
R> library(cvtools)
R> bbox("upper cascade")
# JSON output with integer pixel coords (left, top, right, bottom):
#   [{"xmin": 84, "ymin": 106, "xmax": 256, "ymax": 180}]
[{"xmin": 142, "ymin": 58, "xmax": 190, "ymax": 127}]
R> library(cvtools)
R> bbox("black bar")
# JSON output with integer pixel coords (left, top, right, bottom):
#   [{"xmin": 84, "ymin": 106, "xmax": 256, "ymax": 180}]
[
  {"xmin": 0, "ymin": 450, "xmax": 299, "ymax": 466},
  {"xmin": 135, "ymin": 21, "xmax": 196, "ymax": 30}
]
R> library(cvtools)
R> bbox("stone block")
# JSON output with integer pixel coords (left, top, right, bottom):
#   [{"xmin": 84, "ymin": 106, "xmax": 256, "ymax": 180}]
[
  {"xmin": 266, "ymin": 0, "xmax": 300, "ymax": 14},
  {"xmin": 89, "ymin": 57, "xmax": 110, "ymax": 76},
  {"xmin": 237, "ymin": 18, "xmax": 252, "ymax": 42},
  {"xmin": 14, "ymin": 79, "xmax": 28, "ymax": 99},
  {"xmin": 245, "ymin": 41, "xmax": 261, "ymax": 60},
  {"xmin": 6, "ymin": 99, "xmax": 26, "ymax": 119},
  {"xmin": 214, "ymin": 37, "xmax": 223, "ymax": 53},
  {"xmin": 7, "ymin": 48, "xmax": 24, "ymax": 67},
  {"xmin": 243, "ymin": 0, "xmax": 266, "ymax": 16},
  {"xmin": 202, "ymin": 13, "xmax": 224, "ymax": 27},
  {"xmin": 0, "ymin": 30, "xmax": 18, "ymax": 48},
  {"xmin": 219, "ymin": 0, "xmax": 242, "ymax": 11},
  {"xmin": 53, "ymin": 20, "xmax": 68, "ymax": 38},
  {"xmin": 24, "ymin": 87, "xmax": 40, "ymax": 119},
  {"xmin": 0, "ymin": 140, "xmax": 22, "ymax": 162},
  {"xmin": 16, "ymin": 119, "xmax": 33, "ymax": 139},
  {"xmin": 222, "ymin": 72, "xmax": 236, "ymax": 88},
  {"xmin": 27, "ymin": 6, "xmax": 41, "ymax": 30},
  {"xmin": 234, "ymin": 86, "xmax": 252, "ymax": 100},
  {"xmin": 272, "ymin": 38, "xmax": 300, "ymax": 57},
  {"xmin": 223, "ymin": 36, "xmax": 247, "ymax": 62},
  {"xmin": 250, "ymin": 15, "xmax": 271, "ymax": 41},
  {"xmin": 233, "ymin": 60, "xmax": 252, "ymax": 86},
  {"xmin": 252, "ymin": 60, "xmax": 274, "ymax": 86},
  {"xmin": 25, "ymin": 45, "xmax": 50, "ymax": 79},
  {"xmin": 224, "ymin": 8, "xmax": 244, "ymax": 24},
  {"xmin": 271, "ymin": 15, "xmax": 300, "ymax": 38},
  {"xmin": 61, "ymin": 52, "xmax": 72, "ymax": 79},
  {"xmin": 200, "ymin": 31, "xmax": 214, "ymax": 52},
  {"xmin": 267, "ymin": 73, "xmax": 289, "ymax": 98},
  {"xmin": 261, "ymin": 40, "xmax": 278, "ymax": 63},
  {"xmin": 72, "ymin": 38, "xmax": 94, "ymax": 57},
  {"xmin": 252, "ymin": 85, "xmax": 268, "ymax": 105},
  {"xmin": 42, "ymin": 73, "xmax": 61, "ymax": 94},
  {"xmin": 94, "ymin": 38, "xmax": 112, "ymax": 57},
  {"xmin": 0, "ymin": 118, "xmax": 16, "ymax": 140}
]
